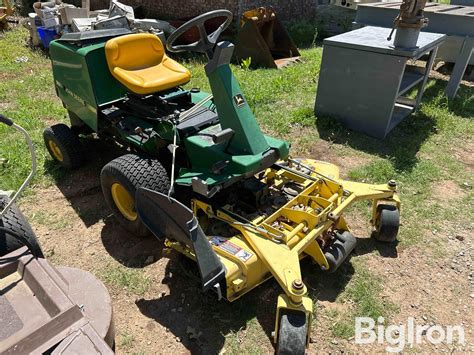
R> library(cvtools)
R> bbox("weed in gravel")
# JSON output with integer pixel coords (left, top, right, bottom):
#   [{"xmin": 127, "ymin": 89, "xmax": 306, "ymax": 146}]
[
  {"xmin": 100, "ymin": 263, "xmax": 151, "ymax": 296},
  {"xmin": 328, "ymin": 263, "xmax": 398, "ymax": 339}
]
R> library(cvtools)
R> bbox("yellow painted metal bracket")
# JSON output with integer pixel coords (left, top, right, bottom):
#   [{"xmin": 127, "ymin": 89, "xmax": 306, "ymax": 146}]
[
  {"xmin": 274, "ymin": 294, "xmax": 313, "ymax": 344},
  {"xmin": 304, "ymin": 240, "xmax": 329, "ymax": 270},
  {"xmin": 237, "ymin": 227, "xmax": 307, "ymax": 304}
]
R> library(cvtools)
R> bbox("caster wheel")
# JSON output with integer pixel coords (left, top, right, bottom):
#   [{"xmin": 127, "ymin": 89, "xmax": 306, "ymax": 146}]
[
  {"xmin": 373, "ymin": 204, "xmax": 400, "ymax": 243},
  {"xmin": 276, "ymin": 312, "xmax": 307, "ymax": 355},
  {"xmin": 43, "ymin": 124, "xmax": 84, "ymax": 169}
]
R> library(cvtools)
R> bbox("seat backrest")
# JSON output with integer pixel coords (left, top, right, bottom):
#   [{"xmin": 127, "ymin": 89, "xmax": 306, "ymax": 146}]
[{"xmin": 105, "ymin": 33, "xmax": 165, "ymax": 71}]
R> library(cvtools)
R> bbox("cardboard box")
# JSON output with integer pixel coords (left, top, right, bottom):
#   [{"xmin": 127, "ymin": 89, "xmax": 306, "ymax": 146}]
[
  {"xmin": 59, "ymin": 6, "xmax": 88, "ymax": 25},
  {"xmin": 43, "ymin": 16, "xmax": 59, "ymax": 28},
  {"xmin": 71, "ymin": 17, "xmax": 94, "ymax": 32}
]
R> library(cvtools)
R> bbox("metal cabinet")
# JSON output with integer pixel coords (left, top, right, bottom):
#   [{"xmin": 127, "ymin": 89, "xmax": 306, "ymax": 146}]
[{"xmin": 314, "ymin": 26, "xmax": 445, "ymax": 138}]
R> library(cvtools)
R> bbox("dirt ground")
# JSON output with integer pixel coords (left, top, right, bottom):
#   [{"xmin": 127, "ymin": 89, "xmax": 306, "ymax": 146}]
[{"xmin": 19, "ymin": 138, "xmax": 473, "ymax": 354}]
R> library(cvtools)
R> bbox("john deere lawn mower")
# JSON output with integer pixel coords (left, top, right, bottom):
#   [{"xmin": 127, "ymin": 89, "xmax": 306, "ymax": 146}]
[{"xmin": 43, "ymin": 10, "xmax": 400, "ymax": 353}]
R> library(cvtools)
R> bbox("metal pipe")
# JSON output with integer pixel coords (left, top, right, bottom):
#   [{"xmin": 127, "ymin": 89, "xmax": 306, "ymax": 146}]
[
  {"xmin": 285, "ymin": 222, "xmax": 305, "ymax": 243},
  {"xmin": 0, "ymin": 122, "xmax": 37, "ymax": 218}
]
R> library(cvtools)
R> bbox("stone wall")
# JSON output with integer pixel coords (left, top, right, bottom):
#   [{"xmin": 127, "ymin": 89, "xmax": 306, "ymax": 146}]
[{"xmin": 91, "ymin": 0, "xmax": 317, "ymax": 22}]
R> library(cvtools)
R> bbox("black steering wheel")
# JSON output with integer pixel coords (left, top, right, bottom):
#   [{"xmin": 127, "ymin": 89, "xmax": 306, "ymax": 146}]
[{"xmin": 166, "ymin": 10, "xmax": 233, "ymax": 56}]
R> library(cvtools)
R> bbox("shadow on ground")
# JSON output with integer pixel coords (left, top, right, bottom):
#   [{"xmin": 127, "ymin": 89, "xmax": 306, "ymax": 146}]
[
  {"xmin": 136, "ymin": 253, "xmax": 279, "ymax": 354},
  {"xmin": 423, "ymin": 78, "xmax": 473, "ymax": 119},
  {"xmin": 135, "ymin": 235, "xmax": 396, "ymax": 354},
  {"xmin": 100, "ymin": 216, "xmax": 163, "ymax": 268},
  {"xmin": 315, "ymin": 78, "xmax": 472, "ymax": 174},
  {"xmin": 44, "ymin": 138, "xmax": 124, "ymax": 227},
  {"xmin": 315, "ymin": 110, "xmax": 437, "ymax": 173},
  {"xmin": 355, "ymin": 236, "xmax": 398, "ymax": 258}
]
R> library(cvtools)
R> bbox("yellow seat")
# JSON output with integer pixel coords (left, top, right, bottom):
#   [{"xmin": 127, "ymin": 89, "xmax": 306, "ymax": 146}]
[{"xmin": 105, "ymin": 33, "xmax": 191, "ymax": 95}]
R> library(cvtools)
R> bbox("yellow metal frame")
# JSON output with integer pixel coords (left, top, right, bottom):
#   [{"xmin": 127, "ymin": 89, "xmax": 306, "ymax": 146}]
[
  {"xmin": 275, "ymin": 294, "xmax": 313, "ymax": 345},
  {"xmin": 0, "ymin": 0, "xmax": 13, "ymax": 29},
  {"xmin": 164, "ymin": 159, "xmax": 400, "ymax": 346}
]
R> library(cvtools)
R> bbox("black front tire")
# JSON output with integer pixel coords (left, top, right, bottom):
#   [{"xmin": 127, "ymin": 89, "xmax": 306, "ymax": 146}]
[
  {"xmin": 0, "ymin": 195, "xmax": 44, "ymax": 257},
  {"xmin": 100, "ymin": 154, "xmax": 170, "ymax": 237},
  {"xmin": 43, "ymin": 123, "xmax": 84, "ymax": 169},
  {"xmin": 276, "ymin": 312, "xmax": 308, "ymax": 355},
  {"xmin": 373, "ymin": 204, "xmax": 400, "ymax": 243}
]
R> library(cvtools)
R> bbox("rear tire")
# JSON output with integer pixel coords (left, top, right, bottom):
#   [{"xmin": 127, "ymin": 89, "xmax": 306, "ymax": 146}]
[
  {"xmin": 0, "ymin": 195, "xmax": 44, "ymax": 257},
  {"xmin": 276, "ymin": 312, "xmax": 307, "ymax": 355},
  {"xmin": 101, "ymin": 154, "xmax": 170, "ymax": 237},
  {"xmin": 43, "ymin": 124, "xmax": 84, "ymax": 169},
  {"xmin": 373, "ymin": 204, "xmax": 400, "ymax": 243}
]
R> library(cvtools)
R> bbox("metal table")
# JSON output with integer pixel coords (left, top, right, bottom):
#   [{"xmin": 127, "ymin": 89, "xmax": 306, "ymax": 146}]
[
  {"xmin": 314, "ymin": 26, "xmax": 446, "ymax": 139},
  {"xmin": 355, "ymin": 1, "xmax": 474, "ymax": 99}
]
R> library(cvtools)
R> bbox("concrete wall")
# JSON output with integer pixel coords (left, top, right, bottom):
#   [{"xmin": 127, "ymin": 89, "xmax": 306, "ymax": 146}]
[{"xmin": 91, "ymin": 0, "xmax": 317, "ymax": 22}]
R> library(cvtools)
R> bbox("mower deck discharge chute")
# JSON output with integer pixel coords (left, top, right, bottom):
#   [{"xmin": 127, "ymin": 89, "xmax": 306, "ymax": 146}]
[
  {"xmin": 234, "ymin": 7, "xmax": 301, "ymax": 69},
  {"xmin": 44, "ymin": 10, "xmax": 401, "ymax": 353},
  {"xmin": 136, "ymin": 188, "xmax": 226, "ymax": 292}
]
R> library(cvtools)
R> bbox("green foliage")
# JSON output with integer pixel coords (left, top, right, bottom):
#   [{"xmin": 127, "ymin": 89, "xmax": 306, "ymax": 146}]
[
  {"xmin": 240, "ymin": 56, "xmax": 252, "ymax": 70},
  {"xmin": 286, "ymin": 20, "xmax": 319, "ymax": 47},
  {"xmin": 99, "ymin": 263, "xmax": 151, "ymax": 296},
  {"xmin": 0, "ymin": 28, "xmax": 67, "ymax": 192},
  {"xmin": 329, "ymin": 263, "xmax": 398, "ymax": 338}
]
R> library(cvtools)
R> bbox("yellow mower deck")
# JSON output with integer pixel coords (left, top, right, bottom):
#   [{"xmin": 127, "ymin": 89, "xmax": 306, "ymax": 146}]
[{"xmin": 164, "ymin": 159, "xmax": 400, "ymax": 346}]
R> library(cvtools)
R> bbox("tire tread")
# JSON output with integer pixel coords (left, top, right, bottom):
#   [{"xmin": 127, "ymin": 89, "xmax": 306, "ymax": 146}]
[
  {"xmin": 0, "ymin": 196, "xmax": 43, "ymax": 257},
  {"xmin": 100, "ymin": 154, "xmax": 170, "ymax": 236},
  {"xmin": 43, "ymin": 123, "xmax": 84, "ymax": 169}
]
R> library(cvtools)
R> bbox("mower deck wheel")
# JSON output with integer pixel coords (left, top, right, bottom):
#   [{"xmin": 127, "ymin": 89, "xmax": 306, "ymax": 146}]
[
  {"xmin": 43, "ymin": 124, "xmax": 84, "ymax": 169},
  {"xmin": 373, "ymin": 204, "xmax": 400, "ymax": 243},
  {"xmin": 0, "ymin": 195, "xmax": 44, "ymax": 257},
  {"xmin": 276, "ymin": 312, "xmax": 307, "ymax": 355},
  {"xmin": 101, "ymin": 154, "xmax": 170, "ymax": 237}
]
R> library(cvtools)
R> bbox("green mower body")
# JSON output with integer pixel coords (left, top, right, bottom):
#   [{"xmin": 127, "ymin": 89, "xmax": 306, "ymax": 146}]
[{"xmin": 49, "ymin": 31, "xmax": 289, "ymax": 194}]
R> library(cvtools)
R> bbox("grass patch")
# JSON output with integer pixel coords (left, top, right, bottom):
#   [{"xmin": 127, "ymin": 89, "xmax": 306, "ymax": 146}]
[
  {"xmin": 1, "ymin": 24, "xmax": 473, "ymax": 352},
  {"xmin": 0, "ymin": 28, "xmax": 67, "ymax": 192},
  {"xmin": 99, "ymin": 263, "xmax": 151, "ymax": 296},
  {"xmin": 225, "ymin": 318, "xmax": 266, "ymax": 355},
  {"xmin": 327, "ymin": 263, "xmax": 398, "ymax": 339},
  {"xmin": 119, "ymin": 330, "xmax": 135, "ymax": 348},
  {"xmin": 29, "ymin": 209, "xmax": 73, "ymax": 230}
]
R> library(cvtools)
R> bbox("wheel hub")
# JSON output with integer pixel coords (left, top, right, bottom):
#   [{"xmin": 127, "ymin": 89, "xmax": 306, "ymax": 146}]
[
  {"xmin": 111, "ymin": 183, "xmax": 137, "ymax": 221},
  {"xmin": 48, "ymin": 140, "xmax": 64, "ymax": 162}
]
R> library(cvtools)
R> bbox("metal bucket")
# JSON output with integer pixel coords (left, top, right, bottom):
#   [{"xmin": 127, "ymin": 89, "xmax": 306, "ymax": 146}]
[
  {"xmin": 393, "ymin": 27, "xmax": 422, "ymax": 49},
  {"xmin": 234, "ymin": 7, "xmax": 301, "ymax": 69}
]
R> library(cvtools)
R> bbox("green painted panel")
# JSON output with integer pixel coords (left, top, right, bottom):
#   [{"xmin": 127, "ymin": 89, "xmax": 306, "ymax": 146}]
[
  {"xmin": 85, "ymin": 44, "xmax": 128, "ymax": 105},
  {"xmin": 49, "ymin": 39, "xmax": 126, "ymax": 132},
  {"xmin": 208, "ymin": 65, "xmax": 269, "ymax": 156},
  {"xmin": 50, "ymin": 41, "xmax": 98, "ymax": 131},
  {"xmin": 265, "ymin": 135, "xmax": 290, "ymax": 160}
]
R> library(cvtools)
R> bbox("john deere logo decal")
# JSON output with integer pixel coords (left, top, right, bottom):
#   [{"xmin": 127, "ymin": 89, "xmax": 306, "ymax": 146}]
[{"xmin": 233, "ymin": 94, "xmax": 246, "ymax": 107}]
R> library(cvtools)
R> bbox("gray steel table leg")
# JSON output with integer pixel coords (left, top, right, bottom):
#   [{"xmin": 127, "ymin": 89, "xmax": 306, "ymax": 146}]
[
  {"xmin": 445, "ymin": 37, "xmax": 474, "ymax": 100},
  {"xmin": 414, "ymin": 46, "xmax": 439, "ymax": 111}
]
